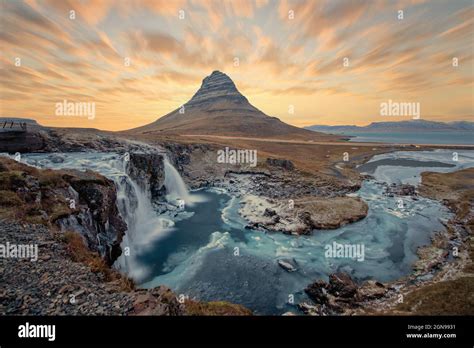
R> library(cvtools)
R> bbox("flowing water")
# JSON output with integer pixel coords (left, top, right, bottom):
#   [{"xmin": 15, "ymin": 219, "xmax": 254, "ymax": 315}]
[
  {"xmin": 11, "ymin": 149, "xmax": 474, "ymax": 314},
  {"xmin": 14, "ymin": 152, "xmax": 177, "ymax": 280},
  {"xmin": 163, "ymin": 158, "xmax": 192, "ymax": 205}
]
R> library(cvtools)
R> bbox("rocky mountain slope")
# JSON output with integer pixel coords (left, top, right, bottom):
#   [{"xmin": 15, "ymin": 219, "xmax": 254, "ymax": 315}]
[{"xmin": 127, "ymin": 71, "xmax": 333, "ymax": 140}]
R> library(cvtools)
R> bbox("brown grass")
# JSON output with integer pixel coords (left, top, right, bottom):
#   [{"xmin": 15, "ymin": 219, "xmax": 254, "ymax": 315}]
[
  {"xmin": 134, "ymin": 133, "xmax": 399, "ymax": 178},
  {"xmin": 61, "ymin": 231, "xmax": 134, "ymax": 291},
  {"xmin": 184, "ymin": 300, "xmax": 252, "ymax": 316},
  {"xmin": 0, "ymin": 158, "xmax": 75, "ymax": 224},
  {"xmin": 395, "ymin": 277, "xmax": 474, "ymax": 315},
  {"xmin": 0, "ymin": 190, "xmax": 23, "ymax": 207},
  {"xmin": 37, "ymin": 170, "xmax": 68, "ymax": 188},
  {"xmin": 62, "ymin": 231, "xmax": 112, "ymax": 277}
]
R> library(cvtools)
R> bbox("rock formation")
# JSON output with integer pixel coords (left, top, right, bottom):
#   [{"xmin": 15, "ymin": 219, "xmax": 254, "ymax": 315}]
[
  {"xmin": 0, "ymin": 157, "xmax": 126, "ymax": 265},
  {"xmin": 301, "ymin": 272, "xmax": 387, "ymax": 315}
]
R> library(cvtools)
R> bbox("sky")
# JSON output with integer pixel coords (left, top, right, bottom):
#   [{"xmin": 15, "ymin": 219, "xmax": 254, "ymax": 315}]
[{"xmin": 0, "ymin": 0, "xmax": 473, "ymax": 131}]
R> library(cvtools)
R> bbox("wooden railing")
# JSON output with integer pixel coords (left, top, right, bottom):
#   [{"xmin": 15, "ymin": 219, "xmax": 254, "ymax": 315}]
[{"xmin": 1, "ymin": 120, "xmax": 28, "ymax": 132}]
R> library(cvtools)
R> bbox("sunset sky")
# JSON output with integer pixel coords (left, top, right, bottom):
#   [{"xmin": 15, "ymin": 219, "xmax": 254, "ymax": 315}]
[{"xmin": 1, "ymin": 0, "xmax": 473, "ymax": 131}]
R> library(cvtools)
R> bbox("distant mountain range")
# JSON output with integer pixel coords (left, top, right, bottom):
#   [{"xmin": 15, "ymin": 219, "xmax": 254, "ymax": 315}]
[
  {"xmin": 305, "ymin": 120, "xmax": 474, "ymax": 134},
  {"xmin": 127, "ymin": 71, "xmax": 335, "ymax": 140}
]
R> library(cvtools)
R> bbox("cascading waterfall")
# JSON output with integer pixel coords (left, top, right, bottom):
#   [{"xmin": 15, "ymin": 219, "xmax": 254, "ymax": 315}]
[
  {"xmin": 113, "ymin": 155, "xmax": 180, "ymax": 281},
  {"xmin": 162, "ymin": 156, "xmax": 206, "ymax": 207},
  {"xmin": 15, "ymin": 151, "xmax": 203, "ymax": 282},
  {"xmin": 163, "ymin": 157, "xmax": 192, "ymax": 205},
  {"xmin": 114, "ymin": 177, "xmax": 168, "ymax": 280},
  {"xmin": 115, "ymin": 155, "xmax": 206, "ymax": 281}
]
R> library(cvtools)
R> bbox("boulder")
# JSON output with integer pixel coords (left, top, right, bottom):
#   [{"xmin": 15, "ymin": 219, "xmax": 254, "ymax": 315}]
[
  {"xmin": 131, "ymin": 286, "xmax": 185, "ymax": 316},
  {"xmin": 304, "ymin": 280, "xmax": 329, "ymax": 304},
  {"xmin": 385, "ymin": 183, "xmax": 417, "ymax": 196},
  {"xmin": 356, "ymin": 280, "xmax": 387, "ymax": 301},
  {"xmin": 328, "ymin": 272, "xmax": 358, "ymax": 298},
  {"xmin": 266, "ymin": 157, "xmax": 295, "ymax": 171},
  {"xmin": 277, "ymin": 259, "xmax": 298, "ymax": 272},
  {"xmin": 263, "ymin": 207, "xmax": 277, "ymax": 217},
  {"xmin": 302, "ymin": 272, "xmax": 388, "ymax": 315}
]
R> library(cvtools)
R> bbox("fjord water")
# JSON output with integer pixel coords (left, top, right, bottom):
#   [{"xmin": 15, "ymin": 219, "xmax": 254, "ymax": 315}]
[
  {"xmin": 347, "ymin": 131, "xmax": 474, "ymax": 145},
  {"xmin": 16, "ymin": 150, "xmax": 474, "ymax": 315}
]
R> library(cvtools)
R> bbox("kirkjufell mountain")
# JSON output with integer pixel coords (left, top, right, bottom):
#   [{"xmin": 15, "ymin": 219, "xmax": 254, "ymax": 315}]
[{"xmin": 129, "ymin": 71, "xmax": 333, "ymax": 140}]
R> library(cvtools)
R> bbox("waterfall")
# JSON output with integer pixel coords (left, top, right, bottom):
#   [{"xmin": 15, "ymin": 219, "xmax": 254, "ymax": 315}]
[
  {"xmin": 114, "ymin": 154, "xmax": 204, "ymax": 281},
  {"xmin": 163, "ymin": 157, "xmax": 192, "ymax": 205},
  {"xmin": 16, "ymin": 151, "xmax": 198, "ymax": 282},
  {"xmin": 112, "ymin": 156, "xmax": 175, "ymax": 282}
]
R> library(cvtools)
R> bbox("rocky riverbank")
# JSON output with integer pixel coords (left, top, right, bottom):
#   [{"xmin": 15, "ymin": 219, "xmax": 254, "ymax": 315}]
[
  {"xmin": 0, "ymin": 155, "xmax": 251, "ymax": 316},
  {"xmin": 299, "ymin": 272, "xmax": 387, "ymax": 315},
  {"xmin": 153, "ymin": 141, "xmax": 369, "ymax": 235},
  {"xmin": 0, "ymin": 220, "xmax": 250, "ymax": 315},
  {"xmin": 298, "ymin": 168, "xmax": 474, "ymax": 315},
  {"xmin": 0, "ymin": 156, "xmax": 126, "ymax": 265}
]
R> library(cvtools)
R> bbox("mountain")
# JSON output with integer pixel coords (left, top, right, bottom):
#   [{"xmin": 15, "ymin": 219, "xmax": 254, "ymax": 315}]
[
  {"xmin": 449, "ymin": 121, "xmax": 474, "ymax": 131},
  {"xmin": 128, "ymin": 71, "xmax": 333, "ymax": 140},
  {"xmin": 305, "ymin": 125, "xmax": 361, "ymax": 133},
  {"xmin": 306, "ymin": 120, "xmax": 474, "ymax": 134}
]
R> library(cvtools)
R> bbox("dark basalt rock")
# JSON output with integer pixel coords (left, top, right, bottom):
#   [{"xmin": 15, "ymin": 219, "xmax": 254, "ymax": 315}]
[
  {"xmin": 263, "ymin": 208, "xmax": 277, "ymax": 217},
  {"xmin": 297, "ymin": 211, "xmax": 315, "ymax": 233},
  {"xmin": 0, "ymin": 156, "xmax": 128, "ymax": 266},
  {"xmin": 0, "ymin": 119, "xmax": 47, "ymax": 153},
  {"xmin": 58, "ymin": 170, "xmax": 127, "ymax": 265},
  {"xmin": 266, "ymin": 157, "xmax": 295, "ymax": 171},
  {"xmin": 0, "ymin": 131, "xmax": 46, "ymax": 153},
  {"xmin": 164, "ymin": 142, "xmax": 211, "ymax": 172},
  {"xmin": 305, "ymin": 280, "xmax": 329, "ymax": 305},
  {"xmin": 328, "ymin": 272, "xmax": 358, "ymax": 298},
  {"xmin": 303, "ymin": 272, "xmax": 387, "ymax": 315},
  {"xmin": 385, "ymin": 183, "xmax": 417, "ymax": 196},
  {"xmin": 126, "ymin": 153, "xmax": 165, "ymax": 200}
]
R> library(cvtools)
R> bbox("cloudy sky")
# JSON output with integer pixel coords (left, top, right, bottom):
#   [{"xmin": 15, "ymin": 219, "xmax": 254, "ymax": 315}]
[{"xmin": 0, "ymin": 0, "xmax": 473, "ymax": 131}]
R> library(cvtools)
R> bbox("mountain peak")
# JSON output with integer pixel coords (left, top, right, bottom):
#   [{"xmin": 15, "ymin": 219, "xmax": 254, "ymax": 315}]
[
  {"xmin": 129, "ymin": 70, "xmax": 332, "ymax": 140},
  {"xmin": 201, "ymin": 70, "xmax": 234, "ymax": 89},
  {"xmin": 186, "ymin": 70, "xmax": 248, "ymax": 107},
  {"xmin": 210, "ymin": 70, "xmax": 226, "ymax": 77}
]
